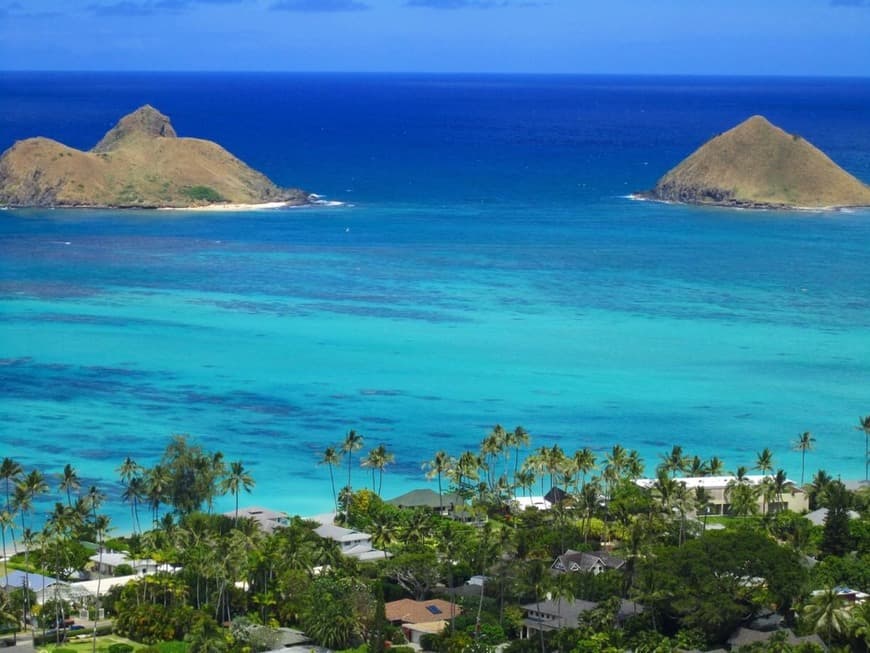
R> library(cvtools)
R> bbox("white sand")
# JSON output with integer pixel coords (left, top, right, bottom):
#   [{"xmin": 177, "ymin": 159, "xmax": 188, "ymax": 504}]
[{"xmin": 159, "ymin": 201, "xmax": 297, "ymax": 212}]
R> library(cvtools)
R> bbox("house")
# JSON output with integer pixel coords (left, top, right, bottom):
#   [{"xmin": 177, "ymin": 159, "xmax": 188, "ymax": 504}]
[
  {"xmin": 386, "ymin": 489, "xmax": 476, "ymax": 521},
  {"xmin": 385, "ymin": 599, "xmax": 462, "ymax": 645},
  {"xmin": 804, "ymin": 507, "xmax": 861, "ymax": 527},
  {"xmin": 727, "ymin": 627, "xmax": 825, "ymax": 650},
  {"xmin": 313, "ymin": 523, "xmax": 390, "ymax": 561},
  {"xmin": 88, "ymin": 550, "xmax": 159, "ymax": 576},
  {"xmin": 511, "ymin": 496, "xmax": 552, "ymax": 511},
  {"xmin": 551, "ymin": 549, "xmax": 625, "ymax": 575},
  {"xmin": 224, "ymin": 506, "xmax": 289, "ymax": 534},
  {"xmin": 521, "ymin": 598, "xmax": 642, "ymax": 638},
  {"xmin": 634, "ymin": 475, "xmax": 809, "ymax": 515}
]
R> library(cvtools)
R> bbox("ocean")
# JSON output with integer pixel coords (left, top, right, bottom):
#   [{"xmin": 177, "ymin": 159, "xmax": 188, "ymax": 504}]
[{"xmin": 1, "ymin": 73, "xmax": 869, "ymax": 531}]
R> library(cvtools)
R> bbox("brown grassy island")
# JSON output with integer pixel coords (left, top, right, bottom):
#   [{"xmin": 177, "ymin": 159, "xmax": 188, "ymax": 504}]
[
  {"xmin": 0, "ymin": 105, "xmax": 308, "ymax": 209},
  {"xmin": 638, "ymin": 115, "xmax": 870, "ymax": 210}
]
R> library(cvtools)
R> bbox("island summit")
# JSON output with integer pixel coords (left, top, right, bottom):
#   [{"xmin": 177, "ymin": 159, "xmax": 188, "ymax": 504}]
[
  {"xmin": 639, "ymin": 115, "xmax": 870, "ymax": 210},
  {"xmin": 0, "ymin": 105, "xmax": 308, "ymax": 209}
]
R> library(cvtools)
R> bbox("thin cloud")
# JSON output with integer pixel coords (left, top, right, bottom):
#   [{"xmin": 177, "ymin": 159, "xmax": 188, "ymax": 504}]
[
  {"xmin": 830, "ymin": 0, "xmax": 869, "ymax": 5},
  {"xmin": 2, "ymin": 0, "xmax": 63, "ymax": 17},
  {"xmin": 88, "ymin": 0, "xmax": 247, "ymax": 16},
  {"xmin": 270, "ymin": 0, "xmax": 370, "ymax": 11},
  {"xmin": 404, "ymin": 0, "xmax": 544, "ymax": 8}
]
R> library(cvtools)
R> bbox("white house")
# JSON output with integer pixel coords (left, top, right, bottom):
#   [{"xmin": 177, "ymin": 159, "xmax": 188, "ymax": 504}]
[
  {"xmin": 88, "ymin": 550, "xmax": 159, "ymax": 576},
  {"xmin": 313, "ymin": 523, "xmax": 390, "ymax": 561}
]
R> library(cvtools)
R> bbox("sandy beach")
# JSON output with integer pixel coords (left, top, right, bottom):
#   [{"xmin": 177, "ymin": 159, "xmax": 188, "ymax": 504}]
[{"xmin": 159, "ymin": 201, "xmax": 299, "ymax": 212}]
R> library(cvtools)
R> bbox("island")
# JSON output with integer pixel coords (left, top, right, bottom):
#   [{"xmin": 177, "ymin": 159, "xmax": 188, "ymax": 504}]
[
  {"xmin": 638, "ymin": 115, "xmax": 870, "ymax": 210},
  {"xmin": 0, "ymin": 105, "xmax": 309, "ymax": 209}
]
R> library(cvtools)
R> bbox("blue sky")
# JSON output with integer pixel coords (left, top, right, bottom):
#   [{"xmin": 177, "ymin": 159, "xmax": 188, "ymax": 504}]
[{"xmin": 1, "ymin": 0, "xmax": 869, "ymax": 75}]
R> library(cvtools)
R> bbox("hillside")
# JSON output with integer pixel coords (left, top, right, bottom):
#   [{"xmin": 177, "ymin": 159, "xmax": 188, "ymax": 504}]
[
  {"xmin": 641, "ymin": 115, "xmax": 870, "ymax": 209},
  {"xmin": 0, "ymin": 105, "xmax": 308, "ymax": 209}
]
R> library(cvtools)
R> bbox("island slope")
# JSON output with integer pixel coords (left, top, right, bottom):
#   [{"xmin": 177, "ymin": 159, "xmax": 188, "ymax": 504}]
[
  {"xmin": 640, "ymin": 115, "xmax": 870, "ymax": 209},
  {"xmin": 0, "ymin": 105, "xmax": 308, "ymax": 209}
]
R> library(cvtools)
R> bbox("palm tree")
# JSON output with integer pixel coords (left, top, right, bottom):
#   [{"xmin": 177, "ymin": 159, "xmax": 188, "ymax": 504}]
[
  {"xmin": 121, "ymin": 476, "xmax": 145, "ymax": 533},
  {"xmin": 0, "ymin": 510, "xmax": 13, "ymax": 587},
  {"xmin": 319, "ymin": 447, "xmax": 343, "ymax": 512},
  {"xmin": 725, "ymin": 476, "xmax": 759, "ymax": 517},
  {"xmin": 117, "ymin": 456, "xmax": 140, "ymax": 486},
  {"xmin": 221, "ymin": 461, "xmax": 255, "ymax": 524},
  {"xmin": 145, "ymin": 464, "xmax": 171, "ymax": 525},
  {"xmin": 510, "ymin": 426, "xmax": 531, "ymax": 485},
  {"xmin": 91, "ymin": 514, "xmax": 111, "ymax": 652},
  {"xmin": 362, "ymin": 444, "xmax": 394, "ymax": 497},
  {"xmin": 708, "ymin": 456, "xmax": 726, "ymax": 476},
  {"xmin": 659, "ymin": 445, "xmax": 688, "ymax": 478},
  {"xmin": 572, "ymin": 447, "xmax": 596, "ymax": 492},
  {"xmin": 857, "ymin": 416, "xmax": 870, "ymax": 481},
  {"xmin": 755, "ymin": 448, "xmax": 775, "ymax": 514},
  {"xmin": 803, "ymin": 587, "xmax": 849, "ymax": 647},
  {"xmin": 422, "ymin": 450, "xmax": 453, "ymax": 511},
  {"xmin": 0, "ymin": 458, "xmax": 22, "ymax": 552},
  {"xmin": 341, "ymin": 430, "xmax": 364, "ymax": 491},
  {"xmin": 686, "ymin": 456, "xmax": 710, "ymax": 477},
  {"xmin": 514, "ymin": 469, "xmax": 535, "ymax": 497},
  {"xmin": 57, "ymin": 464, "xmax": 80, "ymax": 508},
  {"xmin": 792, "ymin": 431, "xmax": 815, "ymax": 486}
]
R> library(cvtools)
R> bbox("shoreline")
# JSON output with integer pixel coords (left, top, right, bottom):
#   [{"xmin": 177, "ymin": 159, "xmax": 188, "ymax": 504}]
[
  {"xmin": 158, "ymin": 201, "xmax": 299, "ymax": 212},
  {"xmin": 627, "ymin": 193, "xmax": 869, "ymax": 212}
]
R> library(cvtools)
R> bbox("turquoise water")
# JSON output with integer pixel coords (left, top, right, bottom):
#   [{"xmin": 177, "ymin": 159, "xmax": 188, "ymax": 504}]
[{"xmin": 1, "ymin": 74, "xmax": 870, "ymax": 529}]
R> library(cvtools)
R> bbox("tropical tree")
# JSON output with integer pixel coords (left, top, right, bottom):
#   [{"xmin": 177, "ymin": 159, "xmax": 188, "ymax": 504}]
[
  {"xmin": 858, "ymin": 415, "xmax": 870, "ymax": 482},
  {"xmin": 361, "ymin": 444, "xmax": 394, "ymax": 497},
  {"xmin": 57, "ymin": 464, "xmax": 80, "ymax": 508},
  {"xmin": 509, "ymin": 426, "xmax": 531, "ymax": 485},
  {"xmin": 725, "ymin": 475, "xmax": 759, "ymax": 517},
  {"xmin": 341, "ymin": 430, "xmax": 364, "ymax": 491},
  {"xmin": 0, "ymin": 510, "xmax": 13, "ymax": 589},
  {"xmin": 221, "ymin": 461, "xmax": 255, "ymax": 524},
  {"xmin": 802, "ymin": 587, "xmax": 849, "ymax": 647},
  {"xmin": 792, "ymin": 431, "xmax": 815, "ymax": 486},
  {"xmin": 0, "ymin": 458, "xmax": 22, "ymax": 555},
  {"xmin": 423, "ymin": 451, "xmax": 453, "ymax": 511},
  {"xmin": 660, "ymin": 445, "xmax": 688, "ymax": 478},
  {"xmin": 145, "ymin": 464, "xmax": 171, "ymax": 526},
  {"xmin": 91, "ymin": 513, "xmax": 110, "ymax": 653},
  {"xmin": 708, "ymin": 456, "xmax": 726, "ymax": 476},
  {"xmin": 319, "ymin": 446, "xmax": 342, "ymax": 512},
  {"xmin": 572, "ymin": 447, "xmax": 596, "ymax": 492}
]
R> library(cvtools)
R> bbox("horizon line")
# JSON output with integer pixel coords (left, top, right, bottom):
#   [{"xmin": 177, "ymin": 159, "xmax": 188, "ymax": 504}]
[{"xmin": 1, "ymin": 69, "xmax": 869, "ymax": 80}]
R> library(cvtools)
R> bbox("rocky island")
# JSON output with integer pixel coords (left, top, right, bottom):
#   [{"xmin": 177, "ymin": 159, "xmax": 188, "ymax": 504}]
[
  {"xmin": 0, "ymin": 105, "xmax": 308, "ymax": 209},
  {"xmin": 639, "ymin": 115, "xmax": 870, "ymax": 210}
]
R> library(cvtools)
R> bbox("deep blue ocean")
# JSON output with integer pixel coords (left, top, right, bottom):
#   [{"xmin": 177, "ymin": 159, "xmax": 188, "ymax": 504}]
[{"xmin": 1, "ymin": 73, "xmax": 869, "ymax": 530}]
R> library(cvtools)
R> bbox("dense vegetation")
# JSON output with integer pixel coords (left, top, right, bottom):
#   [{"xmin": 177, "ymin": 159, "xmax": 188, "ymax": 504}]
[{"xmin": 1, "ymin": 418, "xmax": 869, "ymax": 653}]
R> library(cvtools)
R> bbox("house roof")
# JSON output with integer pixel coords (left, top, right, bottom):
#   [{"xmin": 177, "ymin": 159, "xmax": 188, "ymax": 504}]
[
  {"xmin": 314, "ymin": 523, "xmax": 372, "ymax": 543},
  {"xmin": 512, "ymin": 496, "xmax": 552, "ymax": 511},
  {"xmin": 804, "ymin": 507, "xmax": 861, "ymax": 526},
  {"xmin": 544, "ymin": 487, "xmax": 568, "ymax": 504},
  {"xmin": 635, "ymin": 474, "xmax": 801, "ymax": 491},
  {"xmin": 385, "ymin": 599, "xmax": 462, "ymax": 624},
  {"xmin": 727, "ymin": 628, "xmax": 825, "ymax": 649},
  {"xmin": 522, "ymin": 598, "xmax": 643, "ymax": 630},
  {"xmin": 386, "ymin": 489, "xmax": 465, "ymax": 509},
  {"xmin": 88, "ymin": 551, "xmax": 157, "ymax": 568},
  {"xmin": 552, "ymin": 549, "xmax": 625, "ymax": 573},
  {"xmin": 224, "ymin": 506, "xmax": 289, "ymax": 533},
  {"xmin": 1, "ymin": 571, "xmax": 59, "ymax": 590}
]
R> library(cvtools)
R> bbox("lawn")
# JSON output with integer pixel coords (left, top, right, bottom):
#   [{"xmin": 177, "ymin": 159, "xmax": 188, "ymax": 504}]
[{"xmin": 38, "ymin": 634, "xmax": 143, "ymax": 653}]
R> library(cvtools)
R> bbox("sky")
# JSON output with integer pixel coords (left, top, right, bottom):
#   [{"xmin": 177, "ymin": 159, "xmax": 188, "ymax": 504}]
[{"xmin": 1, "ymin": 0, "xmax": 869, "ymax": 75}]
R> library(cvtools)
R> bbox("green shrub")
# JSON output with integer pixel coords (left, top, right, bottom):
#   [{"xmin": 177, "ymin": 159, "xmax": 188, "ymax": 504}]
[
  {"xmin": 182, "ymin": 186, "xmax": 224, "ymax": 203},
  {"xmin": 113, "ymin": 564, "xmax": 134, "ymax": 577},
  {"xmin": 107, "ymin": 643, "xmax": 134, "ymax": 653},
  {"xmin": 389, "ymin": 647, "xmax": 415, "ymax": 653}
]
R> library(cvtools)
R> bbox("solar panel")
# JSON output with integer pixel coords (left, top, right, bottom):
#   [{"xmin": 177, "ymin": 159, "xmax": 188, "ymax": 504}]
[{"xmin": 426, "ymin": 604, "xmax": 442, "ymax": 615}]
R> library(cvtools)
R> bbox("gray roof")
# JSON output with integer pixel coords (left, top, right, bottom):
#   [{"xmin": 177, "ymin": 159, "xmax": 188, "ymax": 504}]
[
  {"xmin": 1, "ymin": 571, "xmax": 58, "ymax": 590},
  {"xmin": 552, "ymin": 549, "xmax": 625, "ymax": 573},
  {"xmin": 804, "ymin": 507, "xmax": 861, "ymax": 526},
  {"xmin": 727, "ymin": 628, "xmax": 825, "ymax": 649},
  {"xmin": 521, "ymin": 598, "xmax": 642, "ymax": 631},
  {"xmin": 314, "ymin": 523, "xmax": 372, "ymax": 543},
  {"xmin": 225, "ymin": 506, "xmax": 290, "ymax": 534},
  {"xmin": 386, "ymin": 488, "xmax": 465, "ymax": 509}
]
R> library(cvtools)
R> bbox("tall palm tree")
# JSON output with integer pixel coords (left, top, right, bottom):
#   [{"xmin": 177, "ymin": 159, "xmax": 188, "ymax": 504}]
[
  {"xmin": 57, "ymin": 464, "xmax": 80, "ymax": 507},
  {"xmin": 510, "ymin": 426, "xmax": 531, "ymax": 485},
  {"xmin": 792, "ymin": 431, "xmax": 815, "ymax": 486},
  {"xmin": 686, "ymin": 456, "xmax": 710, "ymax": 477},
  {"xmin": 857, "ymin": 416, "xmax": 870, "ymax": 481},
  {"xmin": 659, "ymin": 445, "xmax": 688, "ymax": 478},
  {"xmin": 708, "ymin": 456, "xmax": 726, "ymax": 476},
  {"xmin": 221, "ymin": 461, "xmax": 255, "ymax": 524},
  {"xmin": 117, "ymin": 456, "xmax": 140, "ymax": 486},
  {"xmin": 423, "ymin": 450, "xmax": 453, "ymax": 511},
  {"xmin": 0, "ymin": 458, "xmax": 22, "ymax": 552},
  {"xmin": 121, "ymin": 476, "xmax": 145, "ymax": 533},
  {"xmin": 0, "ymin": 510, "xmax": 13, "ymax": 586},
  {"xmin": 755, "ymin": 448, "xmax": 775, "ymax": 514},
  {"xmin": 92, "ymin": 514, "xmax": 111, "ymax": 652},
  {"xmin": 572, "ymin": 447, "xmax": 596, "ymax": 492},
  {"xmin": 319, "ymin": 446, "xmax": 343, "ymax": 512},
  {"xmin": 341, "ymin": 430, "xmax": 364, "ymax": 491},
  {"xmin": 145, "ymin": 464, "xmax": 171, "ymax": 526},
  {"xmin": 514, "ymin": 469, "xmax": 535, "ymax": 497},
  {"xmin": 361, "ymin": 444, "xmax": 394, "ymax": 497}
]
